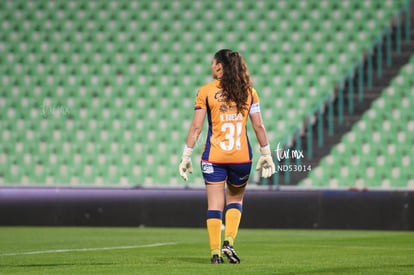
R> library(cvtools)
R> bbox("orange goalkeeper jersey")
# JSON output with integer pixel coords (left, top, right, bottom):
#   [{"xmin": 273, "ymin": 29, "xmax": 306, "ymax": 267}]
[{"xmin": 194, "ymin": 79, "xmax": 260, "ymax": 164}]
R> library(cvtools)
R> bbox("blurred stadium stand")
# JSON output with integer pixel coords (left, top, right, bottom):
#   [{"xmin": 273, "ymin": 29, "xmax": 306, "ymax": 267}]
[
  {"xmin": 301, "ymin": 58, "xmax": 414, "ymax": 189},
  {"xmin": 0, "ymin": 0, "xmax": 413, "ymax": 190}
]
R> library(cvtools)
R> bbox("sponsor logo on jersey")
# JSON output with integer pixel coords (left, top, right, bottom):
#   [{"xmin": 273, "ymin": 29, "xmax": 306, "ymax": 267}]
[
  {"xmin": 214, "ymin": 90, "xmax": 226, "ymax": 102},
  {"xmin": 219, "ymin": 104, "xmax": 228, "ymax": 112}
]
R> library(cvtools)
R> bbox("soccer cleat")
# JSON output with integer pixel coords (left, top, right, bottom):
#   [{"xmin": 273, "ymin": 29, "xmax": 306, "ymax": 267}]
[
  {"xmin": 210, "ymin": 254, "xmax": 224, "ymax": 264},
  {"xmin": 222, "ymin": 241, "xmax": 240, "ymax": 264}
]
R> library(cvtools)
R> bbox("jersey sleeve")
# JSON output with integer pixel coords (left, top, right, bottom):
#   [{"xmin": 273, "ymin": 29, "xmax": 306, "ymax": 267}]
[
  {"xmin": 249, "ymin": 88, "xmax": 261, "ymax": 114},
  {"xmin": 194, "ymin": 88, "xmax": 207, "ymax": 110}
]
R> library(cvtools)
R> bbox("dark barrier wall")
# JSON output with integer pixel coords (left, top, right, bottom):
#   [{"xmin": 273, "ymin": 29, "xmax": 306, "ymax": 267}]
[{"xmin": 0, "ymin": 188, "xmax": 413, "ymax": 230}]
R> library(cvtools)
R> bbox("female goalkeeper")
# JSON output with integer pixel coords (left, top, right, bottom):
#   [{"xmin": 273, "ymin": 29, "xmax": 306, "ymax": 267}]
[{"xmin": 179, "ymin": 49, "xmax": 275, "ymax": 264}]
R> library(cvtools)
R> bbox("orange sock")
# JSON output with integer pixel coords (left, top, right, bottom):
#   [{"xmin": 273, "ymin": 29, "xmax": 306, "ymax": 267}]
[
  {"xmin": 224, "ymin": 203, "xmax": 242, "ymax": 246},
  {"xmin": 206, "ymin": 210, "xmax": 223, "ymax": 256}
]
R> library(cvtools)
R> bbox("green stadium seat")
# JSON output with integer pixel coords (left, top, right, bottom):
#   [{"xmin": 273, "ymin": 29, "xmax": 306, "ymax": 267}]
[{"xmin": 0, "ymin": 0, "xmax": 411, "ymax": 187}]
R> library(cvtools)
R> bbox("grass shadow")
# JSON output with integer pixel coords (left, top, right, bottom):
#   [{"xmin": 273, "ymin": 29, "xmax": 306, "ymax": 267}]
[
  {"xmin": 175, "ymin": 256, "xmax": 208, "ymax": 265},
  {"xmin": 0, "ymin": 262, "xmax": 114, "ymax": 268},
  {"xmin": 297, "ymin": 264, "xmax": 414, "ymax": 274}
]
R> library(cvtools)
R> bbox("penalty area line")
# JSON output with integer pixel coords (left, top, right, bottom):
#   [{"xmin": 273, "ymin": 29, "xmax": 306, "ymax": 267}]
[{"xmin": 0, "ymin": 242, "xmax": 177, "ymax": 256}]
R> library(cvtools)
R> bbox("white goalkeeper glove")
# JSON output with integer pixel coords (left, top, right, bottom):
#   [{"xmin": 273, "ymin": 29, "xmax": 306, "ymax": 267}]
[
  {"xmin": 179, "ymin": 145, "xmax": 193, "ymax": 181},
  {"xmin": 255, "ymin": 144, "xmax": 275, "ymax": 178}
]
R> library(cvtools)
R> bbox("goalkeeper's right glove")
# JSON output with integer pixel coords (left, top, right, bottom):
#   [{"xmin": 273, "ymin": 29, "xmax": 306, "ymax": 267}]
[
  {"xmin": 178, "ymin": 145, "xmax": 193, "ymax": 181},
  {"xmin": 255, "ymin": 144, "xmax": 275, "ymax": 178}
]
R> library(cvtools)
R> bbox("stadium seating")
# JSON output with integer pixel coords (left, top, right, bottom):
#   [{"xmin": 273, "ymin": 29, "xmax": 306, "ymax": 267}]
[
  {"xmin": 0, "ymin": 0, "xmax": 411, "ymax": 187},
  {"xmin": 301, "ymin": 57, "xmax": 414, "ymax": 189}
]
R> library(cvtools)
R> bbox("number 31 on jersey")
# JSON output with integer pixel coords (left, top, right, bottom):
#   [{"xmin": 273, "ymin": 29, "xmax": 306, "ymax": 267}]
[{"xmin": 220, "ymin": 122, "xmax": 242, "ymax": 151}]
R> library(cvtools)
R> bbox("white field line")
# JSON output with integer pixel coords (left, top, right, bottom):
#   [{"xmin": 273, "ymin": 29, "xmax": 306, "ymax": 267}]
[{"xmin": 0, "ymin": 242, "xmax": 177, "ymax": 256}]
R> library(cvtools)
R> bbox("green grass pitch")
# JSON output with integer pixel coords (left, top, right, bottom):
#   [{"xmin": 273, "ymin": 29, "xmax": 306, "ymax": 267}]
[{"xmin": 0, "ymin": 227, "xmax": 413, "ymax": 274}]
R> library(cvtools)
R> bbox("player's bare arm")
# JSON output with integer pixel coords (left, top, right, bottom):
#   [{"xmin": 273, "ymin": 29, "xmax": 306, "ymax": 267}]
[
  {"xmin": 249, "ymin": 112, "xmax": 269, "ymax": 147},
  {"xmin": 185, "ymin": 109, "xmax": 206, "ymax": 148}
]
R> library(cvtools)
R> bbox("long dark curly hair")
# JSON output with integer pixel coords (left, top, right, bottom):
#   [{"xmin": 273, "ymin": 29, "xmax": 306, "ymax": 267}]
[{"xmin": 214, "ymin": 49, "xmax": 253, "ymax": 114}]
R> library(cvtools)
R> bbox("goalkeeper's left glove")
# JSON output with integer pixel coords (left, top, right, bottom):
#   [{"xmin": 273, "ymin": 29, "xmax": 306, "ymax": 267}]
[
  {"xmin": 255, "ymin": 144, "xmax": 275, "ymax": 178},
  {"xmin": 179, "ymin": 145, "xmax": 193, "ymax": 181}
]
